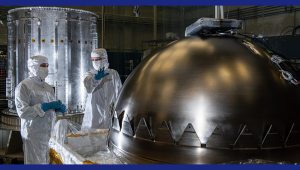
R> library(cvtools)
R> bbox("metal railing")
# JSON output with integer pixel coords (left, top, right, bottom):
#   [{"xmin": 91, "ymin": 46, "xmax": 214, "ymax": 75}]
[{"xmin": 225, "ymin": 6, "xmax": 294, "ymax": 20}]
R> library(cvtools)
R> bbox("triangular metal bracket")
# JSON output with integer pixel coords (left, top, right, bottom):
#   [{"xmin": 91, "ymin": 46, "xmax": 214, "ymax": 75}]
[
  {"xmin": 234, "ymin": 125, "xmax": 258, "ymax": 149},
  {"xmin": 110, "ymin": 102, "xmax": 115, "ymax": 117},
  {"xmin": 112, "ymin": 111, "xmax": 120, "ymax": 131},
  {"xmin": 198, "ymin": 124, "xmax": 218, "ymax": 145},
  {"xmin": 118, "ymin": 111, "xmax": 125, "ymax": 130},
  {"xmin": 261, "ymin": 125, "xmax": 282, "ymax": 148},
  {"xmin": 109, "ymin": 102, "xmax": 115, "ymax": 129},
  {"xmin": 154, "ymin": 121, "xmax": 174, "ymax": 144},
  {"xmin": 284, "ymin": 123, "xmax": 300, "ymax": 147},
  {"xmin": 234, "ymin": 125, "xmax": 246, "ymax": 144},
  {"xmin": 222, "ymin": 124, "xmax": 244, "ymax": 146},
  {"xmin": 206, "ymin": 125, "xmax": 229, "ymax": 149},
  {"xmin": 261, "ymin": 125, "xmax": 273, "ymax": 145},
  {"xmin": 134, "ymin": 118, "xmax": 152, "ymax": 141},
  {"xmin": 212, "ymin": 125, "xmax": 225, "ymax": 134},
  {"xmin": 121, "ymin": 114, "xmax": 134, "ymax": 136},
  {"xmin": 178, "ymin": 123, "xmax": 201, "ymax": 147}
]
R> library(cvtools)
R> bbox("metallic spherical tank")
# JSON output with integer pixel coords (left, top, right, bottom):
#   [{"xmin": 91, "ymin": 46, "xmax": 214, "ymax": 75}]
[
  {"xmin": 108, "ymin": 35, "xmax": 300, "ymax": 164},
  {"xmin": 6, "ymin": 7, "xmax": 98, "ymax": 110}
]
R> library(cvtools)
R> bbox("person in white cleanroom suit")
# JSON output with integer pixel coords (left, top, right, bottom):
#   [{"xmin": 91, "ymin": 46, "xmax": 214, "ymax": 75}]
[
  {"xmin": 15, "ymin": 55, "xmax": 66, "ymax": 164},
  {"xmin": 82, "ymin": 48, "xmax": 122, "ymax": 129}
]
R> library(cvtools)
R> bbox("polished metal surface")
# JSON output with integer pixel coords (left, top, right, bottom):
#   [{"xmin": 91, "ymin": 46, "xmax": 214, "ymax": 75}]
[
  {"xmin": 109, "ymin": 129, "xmax": 300, "ymax": 164},
  {"xmin": 6, "ymin": 7, "xmax": 99, "ymax": 110},
  {"xmin": 108, "ymin": 35, "xmax": 300, "ymax": 164}
]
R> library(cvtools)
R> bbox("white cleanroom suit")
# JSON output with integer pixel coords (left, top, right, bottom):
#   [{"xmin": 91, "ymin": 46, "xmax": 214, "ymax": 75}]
[
  {"xmin": 15, "ymin": 55, "xmax": 65, "ymax": 164},
  {"xmin": 82, "ymin": 49, "xmax": 122, "ymax": 129}
]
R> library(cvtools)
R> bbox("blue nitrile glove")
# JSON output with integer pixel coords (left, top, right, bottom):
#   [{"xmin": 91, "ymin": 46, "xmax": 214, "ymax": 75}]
[
  {"xmin": 95, "ymin": 68, "xmax": 109, "ymax": 80},
  {"xmin": 41, "ymin": 101, "xmax": 62, "ymax": 112},
  {"xmin": 56, "ymin": 104, "xmax": 67, "ymax": 114}
]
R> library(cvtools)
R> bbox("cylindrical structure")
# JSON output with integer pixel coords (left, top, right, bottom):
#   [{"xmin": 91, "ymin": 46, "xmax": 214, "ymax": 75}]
[
  {"xmin": 215, "ymin": 6, "xmax": 219, "ymax": 18},
  {"xmin": 0, "ymin": 55, "xmax": 7, "ymax": 111},
  {"xmin": 220, "ymin": 6, "xmax": 224, "ymax": 19},
  {"xmin": 6, "ymin": 7, "xmax": 99, "ymax": 110}
]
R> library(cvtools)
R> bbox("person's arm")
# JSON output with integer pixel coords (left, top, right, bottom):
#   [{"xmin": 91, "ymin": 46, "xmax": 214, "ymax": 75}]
[
  {"xmin": 83, "ymin": 71, "xmax": 102, "ymax": 93},
  {"xmin": 15, "ymin": 83, "xmax": 45, "ymax": 120}
]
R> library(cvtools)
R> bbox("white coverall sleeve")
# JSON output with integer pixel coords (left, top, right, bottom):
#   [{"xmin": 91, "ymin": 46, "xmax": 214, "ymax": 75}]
[
  {"xmin": 84, "ymin": 72, "xmax": 102, "ymax": 93},
  {"xmin": 15, "ymin": 83, "xmax": 45, "ymax": 119}
]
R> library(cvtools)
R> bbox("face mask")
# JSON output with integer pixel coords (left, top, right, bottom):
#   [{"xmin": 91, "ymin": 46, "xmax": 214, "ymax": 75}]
[
  {"xmin": 99, "ymin": 61, "xmax": 105, "ymax": 69},
  {"xmin": 38, "ymin": 67, "xmax": 49, "ymax": 79},
  {"xmin": 92, "ymin": 60, "xmax": 105, "ymax": 70}
]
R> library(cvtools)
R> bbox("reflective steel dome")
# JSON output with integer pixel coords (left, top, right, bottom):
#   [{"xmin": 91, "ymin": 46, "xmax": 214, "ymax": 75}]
[{"xmin": 108, "ymin": 35, "xmax": 300, "ymax": 164}]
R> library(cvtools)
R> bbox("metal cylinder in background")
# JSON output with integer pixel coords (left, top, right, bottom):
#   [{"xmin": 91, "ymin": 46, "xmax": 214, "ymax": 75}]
[
  {"xmin": 6, "ymin": 7, "xmax": 99, "ymax": 110},
  {"xmin": 0, "ymin": 54, "xmax": 7, "ymax": 112}
]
